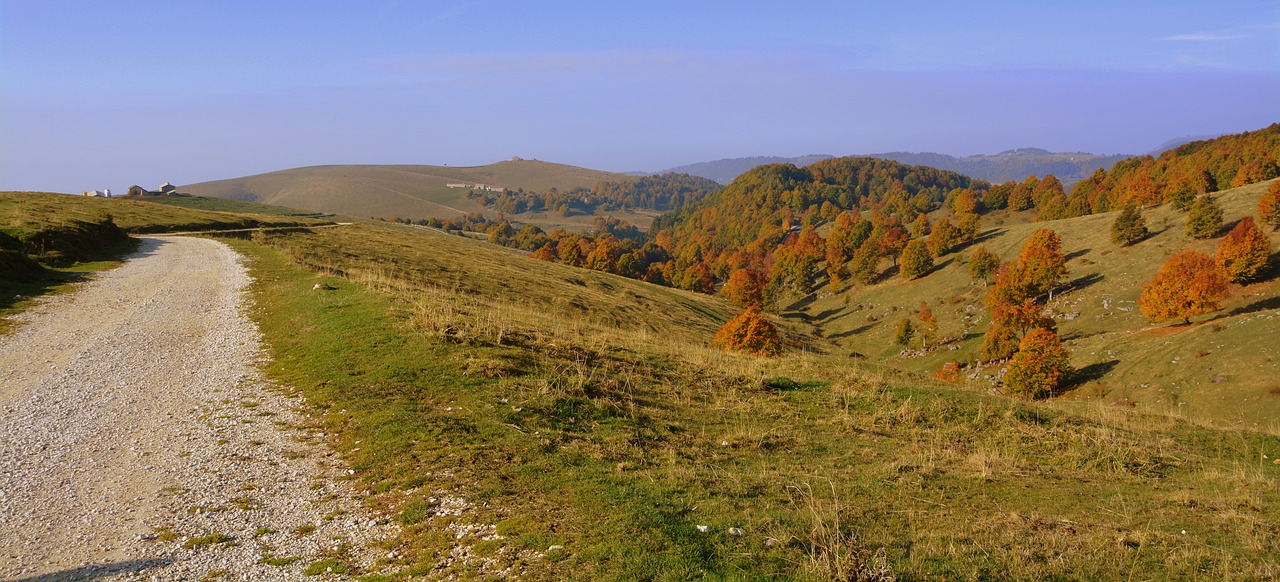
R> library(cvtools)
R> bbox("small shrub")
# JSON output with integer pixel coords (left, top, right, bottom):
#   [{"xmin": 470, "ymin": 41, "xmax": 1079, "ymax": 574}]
[
  {"xmin": 713, "ymin": 306, "xmax": 783, "ymax": 356},
  {"xmin": 934, "ymin": 361, "xmax": 961, "ymax": 382}
]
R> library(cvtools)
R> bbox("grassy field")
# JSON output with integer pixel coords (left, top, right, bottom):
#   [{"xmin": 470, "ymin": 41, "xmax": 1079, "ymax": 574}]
[
  {"xmin": 801, "ymin": 179, "xmax": 1280, "ymax": 429},
  {"xmin": 134, "ymin": 194, "xmax": 333, "ymax": 217},
  {"xmin": 6, "ymin": 190, "xmax": 1280, "ymax": 579},
  {"xmin": 0, "ymin": 191, "xmax": 328, "ymax": 333},
  {"xmin": 231, "ymin": 219, "xmax": 1279, "ymax": 580},
  {"xmin": 180, "ymin": 159, "xmax": 641, "ymax": 229}
]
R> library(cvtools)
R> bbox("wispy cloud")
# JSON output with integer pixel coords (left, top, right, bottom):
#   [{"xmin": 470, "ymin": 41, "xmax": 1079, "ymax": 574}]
[{"xmin": 1159, "ymin": 32, "xmax": 1248, "ymax": 42}]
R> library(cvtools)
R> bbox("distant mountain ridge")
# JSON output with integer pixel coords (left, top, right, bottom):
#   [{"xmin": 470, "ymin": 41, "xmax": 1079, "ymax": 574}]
[
  {"xmin": 661, "ymin": 150, "xmax": 1135, "ymax": 187},
  {"xmin": 660, "ymin": 155, "xmax": 834, "ymax": 184}
]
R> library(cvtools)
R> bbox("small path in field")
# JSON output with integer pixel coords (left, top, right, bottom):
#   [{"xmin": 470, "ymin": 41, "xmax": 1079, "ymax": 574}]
[{"xmin": 0, "ymin": 236, "xmax": 395, "ymax": 581}]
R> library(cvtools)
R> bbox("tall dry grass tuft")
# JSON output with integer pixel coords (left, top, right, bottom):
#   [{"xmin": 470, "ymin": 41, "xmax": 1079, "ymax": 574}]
[{"xmin": 789, "ymin": 480, "xmax": 896, "ymax": 582}]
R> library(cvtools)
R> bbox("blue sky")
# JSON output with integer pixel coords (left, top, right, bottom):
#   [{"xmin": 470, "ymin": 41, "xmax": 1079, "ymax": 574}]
[{"xmin": 2, "ymin": 0, "xmax": 1278, "ymax": 193}]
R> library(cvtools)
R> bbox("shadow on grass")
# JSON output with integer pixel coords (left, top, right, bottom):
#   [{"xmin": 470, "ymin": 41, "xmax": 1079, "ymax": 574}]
[
  {"xmin": 1064, "ymin": 248, "xmax": 1091, "ymax": 261},
  {"xmin": 1065, "ymin": 272, "xmax": 1104, "ymax": 293},
  {"xmin": 827, "ymin": 322, "xmax": 878, "ymax": 339},
  {"xmin": 1064, "ymin": 360, "xmax": 1120, "ymax": 390}
]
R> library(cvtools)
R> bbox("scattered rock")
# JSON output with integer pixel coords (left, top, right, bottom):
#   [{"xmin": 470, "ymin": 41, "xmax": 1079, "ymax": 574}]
[{"xmin": 727, "ymin": 527, "xmax": 745, "ymax": 536}]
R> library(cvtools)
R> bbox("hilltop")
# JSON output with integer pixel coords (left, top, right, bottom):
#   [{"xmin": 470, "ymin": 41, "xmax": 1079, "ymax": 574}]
[{"xmin": 180, "ymin": 159, "xmax": 643, "ymax": 229}]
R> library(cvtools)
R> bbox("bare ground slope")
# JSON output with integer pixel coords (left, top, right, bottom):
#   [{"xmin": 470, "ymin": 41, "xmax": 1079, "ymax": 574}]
[{"xmin": 0, "ymin": 236, "xmax": 394, "ymax": 580}]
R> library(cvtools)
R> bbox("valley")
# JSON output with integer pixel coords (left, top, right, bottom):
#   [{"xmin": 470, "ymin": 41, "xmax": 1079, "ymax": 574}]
[{"xmin": 2, "ymin": 126, "xmax": 1279, "ymax": 580}]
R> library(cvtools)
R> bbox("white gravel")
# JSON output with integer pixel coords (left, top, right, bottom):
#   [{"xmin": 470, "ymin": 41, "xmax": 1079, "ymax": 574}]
[{"xmin": 0, "ymin": 236, "xmax": 396, "ymax": 581}]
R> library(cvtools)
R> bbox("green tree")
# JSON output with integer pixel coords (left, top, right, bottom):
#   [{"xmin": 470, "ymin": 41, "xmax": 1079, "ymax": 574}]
[
  {"xmin": 968, "ymin": 246, "xmax": 1000, "ymax": 284},
  {"xmin": 1110, "ymin": 203, "xmax": 1148, "ymax": 246},
  {"xmin": 900, "ymin": 239, "xmax": 934, "ymax": 280},
  {"xmin": 893, "ymin": 317, "xmax": 915, "ymax": 347},
  {"xmin": 1186, "ymin": 195, "xmax": 1224, "ymax": 239}
]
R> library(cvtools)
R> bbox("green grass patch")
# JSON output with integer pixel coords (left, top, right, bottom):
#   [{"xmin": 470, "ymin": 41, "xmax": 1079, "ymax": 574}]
[
  {"xmin": 183, "ymin": 532, "xmax": 233, "ymax": 550},
  {"xmin": 233, "ymin": 228, "xmax": 1280, "ymax": 580}
]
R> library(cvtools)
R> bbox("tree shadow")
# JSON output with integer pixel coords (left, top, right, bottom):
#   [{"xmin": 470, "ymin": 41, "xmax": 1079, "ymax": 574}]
[
  {"xmin": 922, "ymin": 258, "xmax": 954, "ymax": 277},
  {"xmin": 1228, "ymin": 294, "xmax": 1280, "ymax": 317},
  {"xmin": 1064, "ymin": 248, "xmax": 1091, "ymax": 261},
  {"xmin": 10, "ymin": 559, "xmax": 172, "ymax": 581},
  {"xmin": 812, "ymin": 306, "xmax": 845, "ymax": 322},
  {"xmin": 827, "ymin": 322, "xmax": 878, "ymax": 339},
  {"xmin": 1064, "ymin": 272, "xmax": 1104, "ymax": 293},
  {"xmin": 969, "ymin": 227, "xmax": 1006, "ymax": 246},
  {"xmin": 1062, "ymin": 360, "xmax": 1120, "ymax": 391}
]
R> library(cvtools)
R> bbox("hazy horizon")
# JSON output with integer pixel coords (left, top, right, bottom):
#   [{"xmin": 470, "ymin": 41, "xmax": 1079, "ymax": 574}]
[{"xmin": 2, "ymin": 0, "xmax": 1277, "ymax": 194}]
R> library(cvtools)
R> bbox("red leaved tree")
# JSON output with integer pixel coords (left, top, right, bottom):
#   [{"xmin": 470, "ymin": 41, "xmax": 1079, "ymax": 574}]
[
  {"xmin": 721, "ymin": 268, "xmax": 768, "ymax": 309},
  {"xmin": 1139, "ymin": 249, "xmax": 1229, "ymax": 324},
  {"xmin": 713, "ymin": 306, "xmax": 783, "ymax": 356},
  {"xmin": 1214, "ymin": 217, "xmax": 1272, "ymax": 283}
]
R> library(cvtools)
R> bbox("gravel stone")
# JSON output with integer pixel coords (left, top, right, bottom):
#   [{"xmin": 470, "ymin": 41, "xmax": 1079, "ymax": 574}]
[{"xmin": 0, "ymin": 236, "xmax": 396, "ymax": 580}]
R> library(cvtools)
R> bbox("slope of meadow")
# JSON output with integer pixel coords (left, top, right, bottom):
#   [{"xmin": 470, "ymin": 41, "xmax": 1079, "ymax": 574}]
[
  {"xmin": 231, "ymin": 218, "xmax": 1279, "ymax": 579},
  {"xmin": 802, "ymin": 179, "xmax": 1280, "ymax": 428},
  {"xmin": 3, "ymin": 191, "xmax": 1279, "ymax": 578},
  {"xmin": 181, "ymin": 160, "xmax": 642, "ymax": 227}
]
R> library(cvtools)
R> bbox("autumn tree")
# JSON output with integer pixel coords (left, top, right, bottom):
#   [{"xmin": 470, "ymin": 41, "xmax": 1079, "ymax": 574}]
[
  {"xmin": 969, "ymin": 246, "xmax": 1000, "ymax": 284},
  {"xmin": 1214, "ymin": 217, "xmax": 1272, "ymax": 283},
  {"xmin": 909, "ymin": 213, "xmax": 932, "ymax": 238},
  {"xmin": 1004, "ymin": 328, "xmax": 1072, "ymax": 399},
  {"xmin": 900, "ymin": 239, "xmax": 934, "ymax": 280},
  {"xmin": 1186, "ymin": 195, "xmax": 1224, "ymax": 239},
  {"xmin": 1013, "ymin": 228, "xmax": 1068, "ymax": 299},
  {"xmin": 917, "ymin": 302, "xmax": 937, "ymax": 348},
  {"xmin": 1110, "ymin": 203, "xmax": 1148, "ymax": 246},
  {"xmin": 713, "ymin": 306, "xmax": 783, "ymax": 356},
  {"xmin": 530, "ymin": 244, "xmax": 557, "ymax": 262},
  {"xmin": 926, "ymin": 218, "xmax": 960, "ymax": 256},
  {"xmin": 934, "ymin": 361, "xmax": 961, "ymax": 382},
  {"xmin": 1260, "ymin": 181, "xmax": 1280, "ymax": 230},
  {"xmin": 980, "ymin": 229, "xmax": 1067, "ymax": 359},
  {"xmin": 1139, "ymin": 249, "xmax": 1230, "ymax": 324},
  {"xmin": 722, "ymin": 268, "xmax": 768, "ymax": 309}
]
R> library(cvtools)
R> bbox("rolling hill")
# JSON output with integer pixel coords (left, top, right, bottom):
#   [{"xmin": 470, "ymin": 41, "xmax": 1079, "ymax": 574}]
[
  {"xmin": 660, "ymin": 155, "xmax": 834, "ymax": 184},
  {"xmin": 660, "ymin": 150, "xmax": 1132, "ymax": 187},
  {"xmin": 180, "ymin": 159, "xmax": 642, "ymax": 226},
  {"xmin": 868, "ymin": 148, "xmax": 1132, "ymax": 187}
]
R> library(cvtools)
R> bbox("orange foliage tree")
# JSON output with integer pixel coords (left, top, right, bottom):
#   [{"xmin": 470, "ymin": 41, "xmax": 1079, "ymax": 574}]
[
  {"xmin": 1004, "ymin": 328, "xmax": 1072, "ymax": 399},
  {"xmin": 1139, "ymin": 249, "xmax": 1230, "ymax": 324},
  {"xmin": 721, "ymin": 268, "xmax": 768, "ymax": 309},
  {"xmin": 980, "ymin": 229, "xmax": 1067, "ymax": 359},
  {"xmin": 1260, "ymin": 181, "xmax": 1280, "ymax": 231},
  {"xmin": 1214, "ymin": 216, "xmax": 1272, "ymax": 283},
  {"xmin": 713, "ymin": 306, "xmax": 783, "ymax": 356}
]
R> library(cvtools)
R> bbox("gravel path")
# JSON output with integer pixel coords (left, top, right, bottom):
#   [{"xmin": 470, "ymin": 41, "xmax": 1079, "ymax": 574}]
[{"xmin": 0, "ymin": 236, "xmax": 396, "ymax": 581}]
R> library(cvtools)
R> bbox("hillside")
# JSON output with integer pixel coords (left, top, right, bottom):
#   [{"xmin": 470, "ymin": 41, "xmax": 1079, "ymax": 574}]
[
  {"xmin": 799, "ymin": 178, "xmax": 1280, "ymax": 427},
  {"xmin": 4, "ymin": 190, "xmax": 1279, "ymax": 578},
  {"xmin": 868, "ymin": 148, "xmax": 1131, "ymax": 188},
  {"xmin": 181, "ymin": 159, "xmax": 643, "ymax": 228}
]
